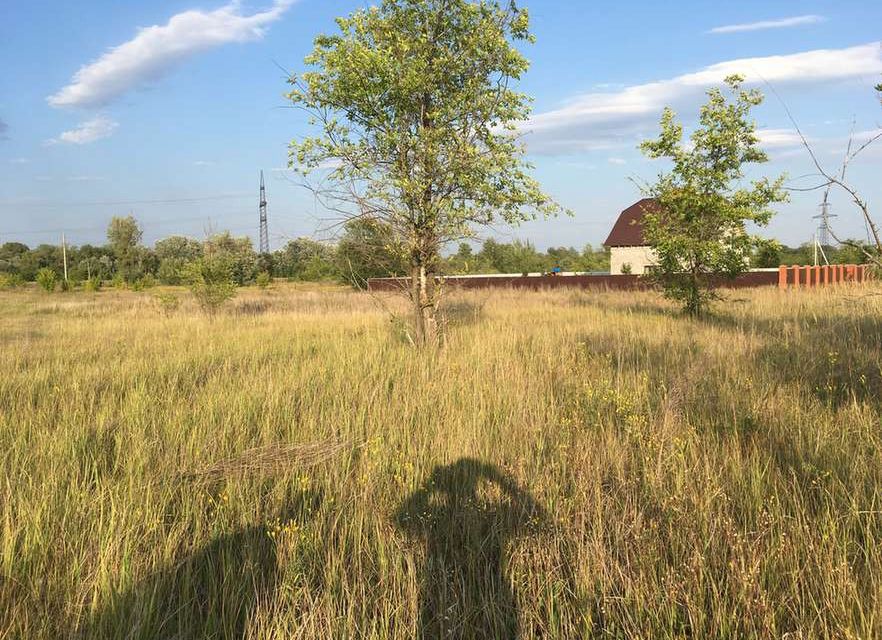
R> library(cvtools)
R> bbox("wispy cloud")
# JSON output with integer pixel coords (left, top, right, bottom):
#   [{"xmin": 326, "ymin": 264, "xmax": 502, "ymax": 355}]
[
  {"xmin": 48, "ymin": 0, "xmax": 295, "ymax": 109},
  {"xmin": 193, "ymin": 160, "xmax": 215, "ymax": 166},
  {"xmin": 0, "ymin": 117, "xmax": 8, "ymax": 140},
  {"xmin": 47, "ymin": 116, "xmax": 119, "ymax": 145},
  {"xmin": 708, "ymin": 15, "xmax": 826, "ymax": 35},
  {"xmin": 9, "ymin": 157, "xmax": 29, "ymax": 164},
  {"xmin": 521, "ymin": 43, "xmax": 882, "ymax": 155},
  {"xmin": 756, "ymin": 128, "xmax": 808, "ymax": 149},
  {"xmin": 607, "ymin": 157, "xmax": 627, "ymax": 165}
]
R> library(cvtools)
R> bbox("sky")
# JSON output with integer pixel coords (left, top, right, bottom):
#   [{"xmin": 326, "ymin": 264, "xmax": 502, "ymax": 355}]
[{"xmin": 1, "ymin": 0, "xmax": 880, "ymax": 251}]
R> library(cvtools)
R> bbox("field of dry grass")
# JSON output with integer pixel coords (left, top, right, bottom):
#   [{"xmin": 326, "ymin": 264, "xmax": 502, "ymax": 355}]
[{"xmin": 1, "ymin": 282, "xmax": 881, "ymax": 638}]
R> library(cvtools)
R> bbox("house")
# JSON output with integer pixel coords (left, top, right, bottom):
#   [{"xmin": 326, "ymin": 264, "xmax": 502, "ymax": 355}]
[{"xmin": 604, "ymin": 198, "xmax": 661, "ymax": 275}]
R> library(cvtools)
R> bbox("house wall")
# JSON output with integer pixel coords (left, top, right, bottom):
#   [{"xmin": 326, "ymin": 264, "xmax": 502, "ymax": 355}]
[{"xmin": 610, "ymin": 246, "xmax": 657, "ymax": 275}]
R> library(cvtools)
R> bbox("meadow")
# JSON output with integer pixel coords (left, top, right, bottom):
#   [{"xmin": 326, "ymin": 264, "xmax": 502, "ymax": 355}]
[{"xmin": 1, "ymin": 282, "xmax": 881, "ymax": 639}]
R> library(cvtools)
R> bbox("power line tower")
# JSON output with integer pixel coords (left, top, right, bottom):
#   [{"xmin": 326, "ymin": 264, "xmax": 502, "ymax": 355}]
[
  {"xmin": 812, "ymin": 198, "xmax": 837, "ymax": 265},
  {"xmin": 258, "ymin": 170, "xmax": 269, "ymax": 254}
]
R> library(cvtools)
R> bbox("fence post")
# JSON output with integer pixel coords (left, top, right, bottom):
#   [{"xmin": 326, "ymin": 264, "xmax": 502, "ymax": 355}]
[
  {"xmin": 791, "ymin": 265, "xmax": 800, "ymax": 288},
  {"xmin": 802, "ymin": 266, "xmax": 812, "ymax": 287},
  {"xmin": 778, "ymin": 266, "xmax": 788, "ymax": 289}
]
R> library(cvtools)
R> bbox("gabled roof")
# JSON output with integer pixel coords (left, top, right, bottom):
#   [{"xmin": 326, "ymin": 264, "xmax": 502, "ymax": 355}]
[{"xmin": 603, "ymin": 198, "xmax": 661, "ymax": 247}]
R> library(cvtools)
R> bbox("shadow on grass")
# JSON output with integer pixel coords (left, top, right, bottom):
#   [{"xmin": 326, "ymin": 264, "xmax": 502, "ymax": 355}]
[
  {"xmin": 76, "ymin": 488, "xmax": 321, "ymax": 639},
  {"xmin": 395, "ymin": 458, "xmax": 546, "ymax": 640}
]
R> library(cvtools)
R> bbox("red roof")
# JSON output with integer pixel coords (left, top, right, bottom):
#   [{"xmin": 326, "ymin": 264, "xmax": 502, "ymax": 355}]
[{"xmin": 603, "ymin": 198, "xmax": 661, "ymax": 247}]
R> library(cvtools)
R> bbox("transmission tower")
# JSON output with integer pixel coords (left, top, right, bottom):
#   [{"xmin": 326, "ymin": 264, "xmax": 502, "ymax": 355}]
[
  {"xmin": 812, "ymin": 198, "xmax": 838, "ymax": 266},
  {"xmin": 258, "ymin": 170, "xmax": 269, "ymax": 254}
]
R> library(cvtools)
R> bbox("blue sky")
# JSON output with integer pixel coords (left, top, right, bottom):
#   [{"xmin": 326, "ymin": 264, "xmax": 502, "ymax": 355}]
[{"xmin": 1, "ymin": 0, "xmax": 880, "ymax": 250}]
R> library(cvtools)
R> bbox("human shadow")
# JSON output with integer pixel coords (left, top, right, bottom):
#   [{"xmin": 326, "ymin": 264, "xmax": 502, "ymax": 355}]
[
  {"xmin": 395, "ymin": 458, "xmax": 546, "ymax": 640},
  {"xmin": 76, "ymin": 488, "xmax": 321, "ymax": 640}
]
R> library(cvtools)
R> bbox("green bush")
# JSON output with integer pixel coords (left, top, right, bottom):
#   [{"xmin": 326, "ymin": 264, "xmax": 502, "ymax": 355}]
[
  {"xmin": 132, "ymin": 274, "xmax": 157, "ymax": 291},
  {"xmin": 83, "ymin": 277, "xmax": 102, "ymax": 292},
  {"xmin": 36, "ymin": 268, "xmax": 57, "ymax": 293},
  {"xmin": 152, "ymin": 291, "xmax": 180, "ymax": 316},
  {"xmin": 255, "ymin": 271, "xmax": 272, "ymax": 289},
  {"xmin": 111, "ymin": 274, "xmax": 126, "ymax": 290},
  {"xmin": 0, "ymin": 273, "xmax": 24, "ymax": 290},
  {"xmin": 182, "ymin": 256, "xmax": 237, "ymax": 315}
]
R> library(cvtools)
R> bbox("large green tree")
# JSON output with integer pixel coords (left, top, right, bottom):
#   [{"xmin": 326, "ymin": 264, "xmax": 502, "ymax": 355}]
[
  {"xmin": 639, "ymin": 75, "xmax": 787, "ymax": 316},
  {"xmin": 107, "ymin": 216, "xmax": 144, "ymax": 282},
  {"xmin": 287, "ymin": 0, "xmax": 562, "ymax": 344}
]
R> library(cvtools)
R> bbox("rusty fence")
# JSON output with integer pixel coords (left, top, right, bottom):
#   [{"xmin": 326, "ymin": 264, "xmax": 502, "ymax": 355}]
[{"xmin": 778, "ymin": 264, "xmax": 873, "ymax": 289}]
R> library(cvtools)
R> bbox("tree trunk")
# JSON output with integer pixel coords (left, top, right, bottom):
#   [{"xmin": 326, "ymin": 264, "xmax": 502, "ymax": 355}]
[{"xmin": 410, "ymin": 261, "xmax": 438, "ymax": 346}]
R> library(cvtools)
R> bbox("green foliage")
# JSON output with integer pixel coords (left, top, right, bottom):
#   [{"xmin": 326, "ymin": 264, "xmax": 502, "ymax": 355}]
[
  {"xmin": 620, "ymin": 263, "xmax": 633, "ymax": 275},
  {"xmin": 640, "ymin": 75, "xmax": 787, "ymax": 316},
  {"xmin": 0, "ymin": 273, "xmax": 24, "ymax": 290},
  {"xmin": 111, "ymin": 273, "xmax": 127, "ymax": 290},
  {"xmin": 107, "ymin": 216, "xmax": 144, "ymax": 282},
  {"xmin": 152, "ymin": 291, "xmax": 180, "ymax": 316},
  {"xmin": 131, "ymin": 274, "xmax": 157, "ymax": 291},
  {"xmin": 182, "ymin": 255, "xmax": 237, "ymax": 315},
  {"xmin": 204, "ymin": 232, "xmax": 257, "ymax": 285},
  {"xmin": 255, "ymin": 271, "xmax": 272, "ymax": 289},
  {"xmin": 155, "ymin": 236, "xmax": 203, "ymax": 284},
  {"xmin": 36, "ymin": 268, "xmax": 57, "ymax": 293},
  {"xmin": 336, "ymin": 219, "xmax": 408, "ymax": 288},
  {"xmin": 752, "ymin": 239, "xmax": 782, "ymax": 268},
  {"xmin": 273, "ymin": 238, "xmax": 339, "ymax": 282},
  {"xmin": 288, "ymin": 0, "xmax": 563, "ymax": 341},
  {"xmin": 83, "ymin": 277, "xmax": 102, "ymax": 292}
]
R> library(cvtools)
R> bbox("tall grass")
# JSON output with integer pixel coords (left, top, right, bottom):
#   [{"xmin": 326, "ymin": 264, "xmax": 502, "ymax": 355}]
[{"xmin": 1, "ymin": 283, "xmax": 881, "ymax": 638}]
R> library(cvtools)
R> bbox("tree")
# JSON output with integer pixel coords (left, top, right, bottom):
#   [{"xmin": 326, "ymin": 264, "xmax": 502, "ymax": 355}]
[
  {"xmin": 155, "ymin": 236, "xmax": 202, "ymax": 284},
  {"xmin": 107, "ymin": 216, "xmax": 144, "ymax": 282},
  {"xmin": 182, "ymin": 254, "xmax": 237, "ymax": 316},
  {"xmin": 203, "ymin": 232, "xmax": 257, "ymax": 285},
  {"xmin": 287, "ymin": 0, "xmax": 562, "ymax": 344},
  {"xmin": 639, "ymin": 75, "xmax": 787, "ymax": 316},
  {"xmin": 273, "ymin": 238, "xmax": 338, "ymax": 281},
  {"xmin": 335, "ymin": 219, "xmax": 408, "ymax": 287}
]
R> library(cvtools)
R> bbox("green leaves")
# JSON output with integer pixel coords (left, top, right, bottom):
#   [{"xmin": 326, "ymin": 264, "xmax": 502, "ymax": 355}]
[
  {"xmin": 286, "ymin": 0, "xmax": 562, "ymax": 250},
  {"xmin": 640, "ymin": 76, "xmax": 788, "ymax": 316}
]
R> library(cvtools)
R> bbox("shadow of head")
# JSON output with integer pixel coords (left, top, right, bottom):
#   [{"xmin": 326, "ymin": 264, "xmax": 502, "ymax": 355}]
[
  {"xmin": 396, "ymin": 457, "xmax": 546, "ymax": 536},
  {"xmin": 75, "ymin": 488, "xmax": 321, "ymax": 640}
]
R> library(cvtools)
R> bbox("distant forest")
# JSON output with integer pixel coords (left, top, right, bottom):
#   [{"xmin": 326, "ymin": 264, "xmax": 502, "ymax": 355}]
[{"xmin": 0, "ymin": 214, "xmax": 874, "ymax": 288}]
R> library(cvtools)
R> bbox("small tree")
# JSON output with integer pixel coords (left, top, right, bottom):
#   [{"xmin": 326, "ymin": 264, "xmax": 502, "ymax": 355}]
[
  {"xmin": 639, "ymin": 75, "xmax": 787, "ymax": 316},
  {"xmin": 182, "ymin": 255, "xmax": 237, "ymax": 315},
  {"xmin": 36, "ymin": 268, "xmax": 57, "ymax": 293},
  {"xmin": 288, "ymin": 0, "xmax": 562, "ymax": 344}
]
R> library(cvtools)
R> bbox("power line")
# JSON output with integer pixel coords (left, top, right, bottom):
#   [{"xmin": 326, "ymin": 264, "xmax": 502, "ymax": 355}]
[{"xmin": 0, "ymin": 193, "xmax": 252, "ymax": 209}]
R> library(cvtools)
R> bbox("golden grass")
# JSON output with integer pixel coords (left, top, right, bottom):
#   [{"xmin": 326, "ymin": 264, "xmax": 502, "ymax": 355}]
[{"xmin": 1, "ymin": 282, "xmax": 881, "ymax": 638}]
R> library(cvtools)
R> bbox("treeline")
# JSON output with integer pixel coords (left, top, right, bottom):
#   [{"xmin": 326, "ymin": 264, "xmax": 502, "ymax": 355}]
[
  {"xmin": 751, "ymin": 240, "xmax": 874, "ymax": 268},
  {"xmin": 0, "ymin": 216, "xmax": 611, "ymax": 288},
  {"xmin": 1, "ymin": 214, "xmax": 873, "ymax": 289}
]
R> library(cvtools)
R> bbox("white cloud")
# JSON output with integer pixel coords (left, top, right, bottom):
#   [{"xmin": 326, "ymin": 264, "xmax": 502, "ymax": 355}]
[
  {"xmin": 607, "ymin": 157, "xmax": 627, "ymax": 165},
  {"xmin": 756, "ymin": 128, "xmax": 807, "ymax": 148},
  {"xmin": 47, "ymin": 116, "xmax": 119, "ymax": 145},
  {"xmin": 48, "ymin": 0, "xmax": 294, "ymax": 109},
  {"xmin": 67, "ymin": 175, "xmax": 106, "ymax": 182},
  {"xmin": 521, "ymin": 43, "xmax": 882, "ymax": 155},
  {"xmin": 708, "ymin": 15, "xmax": 825, "ymax": 35},
  {"xmin": 9, "ymin": 157, "xmax": 29, "ymax": 164},
  {"xmin": 194, "ymin": 160, "xmax": 215, "ymax": 166}
]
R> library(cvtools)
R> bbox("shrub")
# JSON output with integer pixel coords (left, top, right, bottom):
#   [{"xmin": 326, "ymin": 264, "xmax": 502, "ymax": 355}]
[
  {"xmin": 255, "ymin": 271, "xmax": 272, "ymax": 289},
  {"xmin": 83, "ymin": 277, "xmax": 102, "ymax": 292},
  {"xmin": 111, "ymin": 274, "xmax": 126, "ymax": 290},
  {"xmin": 0, "ymin": 273, "xmax": 23, "ymax": 290},
  {"xmin": 36, "ymin": 268, "xmax": 57, "ymax": 293},
  {"xmin": 153, "ymin": 291, "xmax": 180, "ymax": 316},
  {"xmin": 132, "ymin": 274, "xmax": 157, "ymax": 291},
  {"xmin": 182, "ymin": 256, "xmax": 237, "ymax": 315}
]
